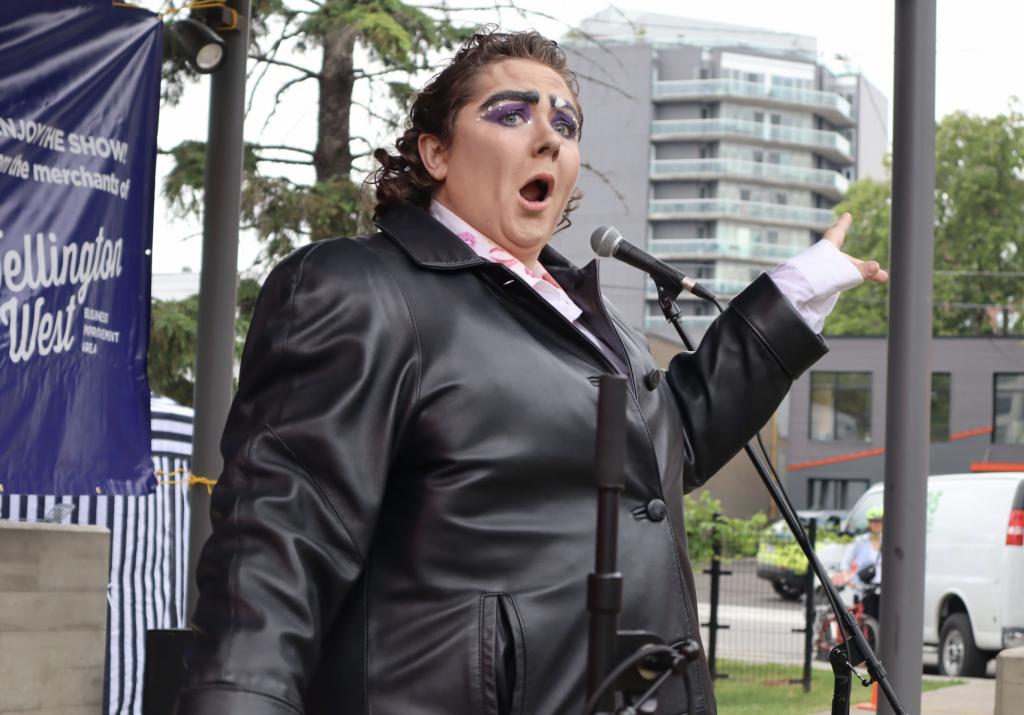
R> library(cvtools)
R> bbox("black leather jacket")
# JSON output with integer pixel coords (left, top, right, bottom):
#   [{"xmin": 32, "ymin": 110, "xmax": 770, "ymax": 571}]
[{"xmin": 176, "ymin": 202, "xmax": 828, "ymax": 715}]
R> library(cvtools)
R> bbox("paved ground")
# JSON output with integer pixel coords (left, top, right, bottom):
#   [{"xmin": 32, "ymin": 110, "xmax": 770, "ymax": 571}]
[{"xmin": 807, "ymin": 676, "xmax": 996, "ymax": 715}]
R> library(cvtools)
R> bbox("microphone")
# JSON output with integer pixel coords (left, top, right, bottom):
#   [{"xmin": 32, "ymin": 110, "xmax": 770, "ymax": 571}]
[{"xmin": 590, "ymin": 226, "xmax": 717, "ymax": 301}]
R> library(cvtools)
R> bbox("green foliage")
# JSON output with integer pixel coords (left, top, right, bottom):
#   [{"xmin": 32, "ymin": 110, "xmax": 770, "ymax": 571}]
[
  {"xmin": 827, "ymin": 102, "xmax": 1024, "ymax": 336},
  {"xmin": 148, "ymin": 278, "xmax": 264, "ymax": 407},
  {"xmin": 299, "ymin": 0, "xmax": 471, "ymax": 71},
  {"xmin": 161, "ymin": 1, "xmax": 476, "ymax": 270},
  {"xmin": 933, "ymin": 102, "xmax": 1024, "ymax": 335},
  {"xmin": 713, "ymin": 659, "xmax": 961, "ymax": 715},
  {"xmin": 756, "ymin": 523, "xmax": 852, "ymax": 576},
  {"xmin": 822, "ymin": 177, "xmax": 891, "ymax": 336},
  {"xmin": 148, "ymin": 294, "xmax": 200, "ymax": 407},
  {"xmin": 684, "ymin": 492, "xmax": 768, "ymax": 565}
]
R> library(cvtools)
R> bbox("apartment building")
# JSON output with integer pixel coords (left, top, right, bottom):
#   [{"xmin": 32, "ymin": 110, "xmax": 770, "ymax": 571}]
[{"xmin": 554, "ymin": 10, "xmax": 888, "ymax": 341}]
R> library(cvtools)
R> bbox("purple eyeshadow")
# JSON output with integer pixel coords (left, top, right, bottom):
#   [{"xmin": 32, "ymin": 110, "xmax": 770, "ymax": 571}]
[
  {"xmin": 553, "ymin": 110, "xmax": 579, "ymax": 138},
  {"xmin": 478, "ymin": 101, "xmax": 532, "ymax": 125}
]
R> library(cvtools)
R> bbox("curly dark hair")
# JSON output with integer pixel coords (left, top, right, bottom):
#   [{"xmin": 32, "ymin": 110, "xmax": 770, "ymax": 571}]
[{"xmin": 368, "ymin": 29, "xmax": 583, "ymax": 230}]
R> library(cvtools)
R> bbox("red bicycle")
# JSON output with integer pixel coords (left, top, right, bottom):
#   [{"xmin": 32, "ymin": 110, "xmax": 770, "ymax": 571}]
[{"xmin": 813, "ymin": 584, "xmax": 881, "ymax": 662}]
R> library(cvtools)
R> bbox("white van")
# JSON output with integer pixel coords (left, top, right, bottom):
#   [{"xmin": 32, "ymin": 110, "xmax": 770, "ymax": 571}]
[{"xmin": 815, "ymin": 472, "xmax": 1024, "ymax": 677}]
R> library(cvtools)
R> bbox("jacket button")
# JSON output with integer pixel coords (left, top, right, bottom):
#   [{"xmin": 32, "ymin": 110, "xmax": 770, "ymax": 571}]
[
  {"xmin": 646, "ymin": 499, "xmax": 667, "ymax": 522},
  {"xmin": 645, "ymin": 369, "xmax": 661, "ymax": 390}
]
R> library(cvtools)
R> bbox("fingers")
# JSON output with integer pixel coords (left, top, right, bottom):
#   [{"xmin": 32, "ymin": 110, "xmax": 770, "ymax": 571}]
[
  {"xmin": 823, "ymin": 212, "xmax": 853, "ymax": 250},
  {"xmin": 844, "ymin": 254, "xmax": 890, "ymax": 284}
]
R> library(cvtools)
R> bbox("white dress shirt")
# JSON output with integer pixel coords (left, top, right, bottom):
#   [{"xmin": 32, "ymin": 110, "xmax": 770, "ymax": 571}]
[{"xmin": 769, "ymin": 239, "xmax": 865, "ymax": 334}]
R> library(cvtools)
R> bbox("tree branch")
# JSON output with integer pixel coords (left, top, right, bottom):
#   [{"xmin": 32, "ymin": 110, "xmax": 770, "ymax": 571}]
[
  {"xmin": 254, "ymin": 155, "xmax": 315, "ymax": 166},
  {"xmin": 581, "ymin": 161, "xmax": 630, "ymax": 215},
  {"xmin": 249, "ymin": 54, "xmax": 321, "ymax": 79},
  {"xmin": 253, "ymin": 143, "xmax": 315, "ymax": 156},
  {"xmin": 260, "ymin": 74, "xmax": 318, "ymax": 136},
  {"xmin": 353, "ymin": 67, "xmax": 406, "ymax": 80}
]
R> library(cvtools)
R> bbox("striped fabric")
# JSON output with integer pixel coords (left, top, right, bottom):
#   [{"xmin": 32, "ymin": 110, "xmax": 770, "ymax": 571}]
[{"xmin": 0, "ymin": 393, "xmax": 194, "ymax": 715}]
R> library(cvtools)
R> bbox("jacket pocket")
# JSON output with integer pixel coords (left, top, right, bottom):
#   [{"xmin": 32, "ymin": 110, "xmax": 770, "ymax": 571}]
[{"xmin": 478, "ymin": 592, "xmax": 525, "ymax": 715}]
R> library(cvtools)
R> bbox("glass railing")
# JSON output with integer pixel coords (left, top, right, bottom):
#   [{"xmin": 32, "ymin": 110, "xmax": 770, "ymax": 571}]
[
  {"xmin": 644, "ymin": 314, "xmax": 717, "ymax": 329},
  {"xmin": 649, "ymin": 158, "xmax": 849, "ymax": 194},
  {"xmin": 645, "ymin": 276, "xmax": 753, "ymax": 297},
  {"xmin": 648, "ymin": 198, "xmax": 836, "ymax": 227},
  {"xmin": 647, "ymin": 238, "xmax": 805, "ymax": 261},
  {"xmin": 652, "ymin": 79, "xmax": 853, "ymax": 121},
  {"xmin": 650, "ymin": 118, "xmax": 852, "ymax": 159}
]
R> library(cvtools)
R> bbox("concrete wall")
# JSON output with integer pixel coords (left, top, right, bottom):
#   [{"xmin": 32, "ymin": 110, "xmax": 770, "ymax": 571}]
[
  {"xmin": 996, "ymin": 646, "xmax": 1024, "ymax": 715},
  {"xmin": 854, "ymin": 75, "xmax": 890, "ymax": 182},
  {"xmin": 0, "ymin": 521, "xmax": 111, "ymax": 715},
  {"xmin": 550, "ymin": 43, "xmax": 655, "ymax": 328}
]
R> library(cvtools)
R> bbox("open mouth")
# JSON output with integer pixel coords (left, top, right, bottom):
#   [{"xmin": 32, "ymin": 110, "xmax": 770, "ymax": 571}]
[{"xmin": 519, "ymin": 176, "xmax": 551, "ymax": 203}]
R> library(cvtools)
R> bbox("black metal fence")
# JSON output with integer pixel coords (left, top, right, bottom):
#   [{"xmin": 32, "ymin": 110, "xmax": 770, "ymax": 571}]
[{"xmin": 692, "ymin": 517, "xmax": 820, "ymax": 690}]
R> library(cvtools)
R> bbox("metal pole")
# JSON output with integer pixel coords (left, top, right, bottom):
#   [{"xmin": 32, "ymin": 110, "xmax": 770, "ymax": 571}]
[
  {"xmin": 879, "ymin": 2, "xmax": 936, "ymax": 713},
  {"xmin": 186, "ymin": 0, "xmax": 251, "ymax": 621},
  {"xmin": 802, "ymin": 518, "xmax": 817, "ymax": 693}
]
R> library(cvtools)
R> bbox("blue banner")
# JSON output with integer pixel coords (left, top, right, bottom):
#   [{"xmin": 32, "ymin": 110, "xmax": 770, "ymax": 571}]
[{"xmin": 0, "ymin": 1, "xmax": 162, "ymax": 495}]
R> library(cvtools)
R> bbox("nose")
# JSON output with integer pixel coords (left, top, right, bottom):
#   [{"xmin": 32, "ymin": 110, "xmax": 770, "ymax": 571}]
[{"xmin": 532, "ymin": 121, "xmax": 561, "ymax": 160}]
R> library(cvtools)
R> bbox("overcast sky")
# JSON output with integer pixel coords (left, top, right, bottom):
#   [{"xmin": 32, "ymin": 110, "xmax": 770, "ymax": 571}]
[{"xmin": 150, "ymin": 0, "xmax": 1024, "ymax": 276}]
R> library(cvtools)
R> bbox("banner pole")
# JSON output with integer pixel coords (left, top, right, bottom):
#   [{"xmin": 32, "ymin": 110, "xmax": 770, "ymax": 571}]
[{"xmin": 186, "ymin": 0, "xmax": 251, "ymax": 622}]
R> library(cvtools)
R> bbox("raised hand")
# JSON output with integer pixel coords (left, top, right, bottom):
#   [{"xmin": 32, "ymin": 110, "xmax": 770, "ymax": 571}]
[{"xmin": 822, "ymin": 213, "xmax": 889, "ymax": 284}]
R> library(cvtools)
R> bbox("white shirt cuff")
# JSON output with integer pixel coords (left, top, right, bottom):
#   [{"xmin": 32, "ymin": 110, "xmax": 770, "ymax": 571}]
[{"xmin": 769, "ymin": 240, "xmax": 863, "ymax": 334}]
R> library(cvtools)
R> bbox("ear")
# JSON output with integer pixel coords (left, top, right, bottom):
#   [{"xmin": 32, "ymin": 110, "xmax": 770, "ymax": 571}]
[{"xmin": 418, "ymin": 133, "xmax": 449, "ymax": 182}]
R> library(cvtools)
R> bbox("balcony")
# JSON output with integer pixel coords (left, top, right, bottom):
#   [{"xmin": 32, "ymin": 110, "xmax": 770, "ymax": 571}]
[
  {"xmin": 650, "ymin": 118, "xmax": 853, "ymax": 165},
  {"xmin": 647, "ymin": 238, "xmax": 806, "ymax": 263},
  {"xmin": 649, "ymin": 158, "xmax": 849, "ymax": 201},
  {"xmin": 644, "ymin": 314, "xmax": 717, "ymax": 330},
  {"xmin": 652, "ymin": 79, "xmax": 855, "ymax": 128},
  {"xmin": 648, "ymin": 198, "xmax": 836, "ymax": 231}
]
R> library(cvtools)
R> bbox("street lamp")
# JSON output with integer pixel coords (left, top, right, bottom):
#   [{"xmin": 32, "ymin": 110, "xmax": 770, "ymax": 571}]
[{"xmin": 171, "ymin": 18, "xmax": 225, "ymax": 74}]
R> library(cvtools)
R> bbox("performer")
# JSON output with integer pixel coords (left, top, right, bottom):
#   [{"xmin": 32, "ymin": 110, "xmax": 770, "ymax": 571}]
[{"xmin": 176, "ymin": 30, "xmax": 887, "ymax": 715}]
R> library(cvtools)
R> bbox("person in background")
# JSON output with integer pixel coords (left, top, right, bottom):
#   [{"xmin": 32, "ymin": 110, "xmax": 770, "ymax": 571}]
[{"xmin": 833, "ymin": 505, "xmax": 884, "ymax": 620}]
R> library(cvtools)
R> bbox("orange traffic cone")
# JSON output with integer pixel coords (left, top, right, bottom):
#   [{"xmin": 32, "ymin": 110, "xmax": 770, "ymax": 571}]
[{"xmin": 855, "ymin": 683, "xmax": 878, "ymax": 711}]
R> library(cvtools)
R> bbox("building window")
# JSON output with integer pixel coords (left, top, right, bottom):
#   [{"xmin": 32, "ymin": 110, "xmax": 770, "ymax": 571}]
[
  {"xmin": 740, "ymin": 189, "xmax": 751, "ymax": 202},
  {"xmin": 810, "ymin": 372, "xmax": 872, "ymax": 442},
  {"xmin": 808, "ymin": 477, "xmax": 871, "ymax": 511},
  {"xmin": 994, "ymin": 373, "xmax": 1024, "ymax": 444},
  {"xmin": 931, "ymin": 373, "xmax": 951, "ymax": 442}
]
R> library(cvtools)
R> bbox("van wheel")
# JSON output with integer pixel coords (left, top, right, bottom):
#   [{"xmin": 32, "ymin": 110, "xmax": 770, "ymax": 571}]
[{"xmin": 938, "ymin": 613, "xmax": 987, "ymax": 677}]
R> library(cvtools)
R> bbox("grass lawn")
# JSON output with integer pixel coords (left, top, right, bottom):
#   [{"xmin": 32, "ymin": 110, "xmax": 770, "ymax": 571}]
[{"xmin": 713, "ymin": 660, "xmax": 962, "ymax": 715}]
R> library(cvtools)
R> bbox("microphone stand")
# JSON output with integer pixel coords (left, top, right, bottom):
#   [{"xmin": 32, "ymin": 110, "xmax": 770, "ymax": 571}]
[
  {"xmin": 585, "ymin": 375, "xmax": 702, "ymax": 715},
  {"xmin": 587, "ymin": 375, "xmax": 626, "ymax": 714},
  {"xmin": 653, "ymin": 279, "xmax": 907, "ymax": 715}
]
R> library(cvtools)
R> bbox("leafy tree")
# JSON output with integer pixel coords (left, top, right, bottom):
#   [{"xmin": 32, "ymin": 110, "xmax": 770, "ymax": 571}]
[
  {"xmin": 683, "ymin": 492, "xmax": 768, "ymax": 565},
  {"xmin": 148, "ymin": 278, "xmax": 262, "ymax": 406},
  {"xmin": 932, "ymin": 103, "xmax": 1024, "ymax": 335},
  {"xmin": 160, "ymin": 1, "xmax": 474, "ymax": 261},
  {"xmin": 825, "ymin": 103, "xmax": 1024, "ymax": 336},
  {"xmin": 822, "ymin": 176, "xmax": 890, "ymax": 336}
]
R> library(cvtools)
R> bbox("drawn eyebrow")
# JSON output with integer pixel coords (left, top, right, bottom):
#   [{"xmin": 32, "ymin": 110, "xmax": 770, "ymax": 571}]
[
  {"xmin": 477, "ymin": 89, "xmax": 541, "ymax": 111},
  {"xmin": 550, "ymin": 94, "xmax": 579, "ymax": 118}
]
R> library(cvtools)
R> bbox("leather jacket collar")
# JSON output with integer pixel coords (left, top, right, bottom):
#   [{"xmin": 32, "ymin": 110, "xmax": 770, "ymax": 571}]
[{"xmin": 374, "ymin": 201, "xmax": 587, "ymax": 283}]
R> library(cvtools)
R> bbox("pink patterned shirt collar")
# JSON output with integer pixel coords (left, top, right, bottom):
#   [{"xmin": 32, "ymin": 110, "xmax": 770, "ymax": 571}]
[{"xmin": 429, "ymin": 200, "xmax": 583, "ymax": 323}]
